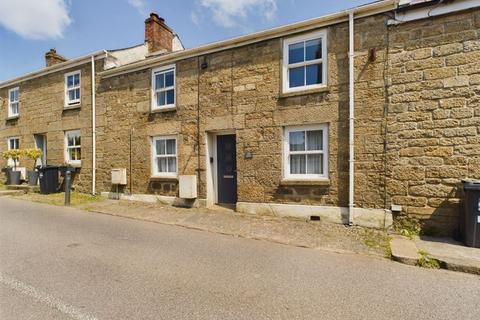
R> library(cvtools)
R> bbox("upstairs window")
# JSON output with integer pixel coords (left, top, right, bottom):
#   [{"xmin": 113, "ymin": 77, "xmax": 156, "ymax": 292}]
[
  {"xmin": 8, "ymin": 87, "xmax": 19, "ymax": 118},
  {"xmin": 65, "ymin": 71, "xmax": 81, "ymax": 106},
  {"xmin": 152, "ymin": 65, "xmax": 175, "ymax": 111},
  {"xmin": 283, "ymin": 30, "xmax": 327, "ymax": 93},
  {"xmin": 283, "ymin": 124, "xmax": 328, "ymax": 180},
  {"xmin": 65, "ymin": 130, "xmax": 81, "ymax": 166},
  {"xmin": 151, "ymin": 136, "xmax": 177, "ymax": 177}
]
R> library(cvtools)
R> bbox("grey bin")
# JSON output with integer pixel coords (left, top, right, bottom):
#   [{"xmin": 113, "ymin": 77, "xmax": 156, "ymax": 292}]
[
  {"xmin": 462, "ymin": 179, "xmax": 480, "ymax": 248},
  {"xmin": 38, "ymin": 166, "xmax": 60, "ymax": 194}
]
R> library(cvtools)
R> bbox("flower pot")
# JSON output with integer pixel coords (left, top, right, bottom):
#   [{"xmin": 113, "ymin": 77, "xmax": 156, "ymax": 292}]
[
  {"xmin": 28, "ymin": 170, "xmax": 39, "ymax": 186},
  {"xmin": 8, "ymin": 170, "xmax": 21, "ymax": 185}
]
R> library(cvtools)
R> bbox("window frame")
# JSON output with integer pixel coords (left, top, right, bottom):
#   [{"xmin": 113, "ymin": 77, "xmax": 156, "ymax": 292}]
[
  {"xmin": 7, "ymin": 136, "xmax": 20, "ymax": 167},
  {"xmin": 64, "ymin": 130, "xmax": 81, "ymax": 166},
  {"xmin": 283, "ymin": 124, "xmax": 329, "ymax": 180},
  {"xmin": 151, "ymin": 135, "xmax": 178, "ymax": 178},
  {"xmin": 64, "ymin": 70, "xmax": 81, "ymax": 107},
  {"xmin": 282, "ymin": 30, "xmax": 328, "ymax": 94},
  {"xmin": 8, "ymin": 87, "xmax": 20, "ymax": 118},
  {"xmin": 151, "ymin": 65, "xmax": 176, "ymax": 111}
]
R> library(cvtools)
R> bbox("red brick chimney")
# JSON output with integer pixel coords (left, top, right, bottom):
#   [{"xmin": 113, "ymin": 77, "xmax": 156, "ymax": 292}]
[
  {"xmin": 145, "ymin": 13, "xmax": 174, "ymax": 53},
  {"xmin": 45, "ymin": 49, "xmax": 67, "ymax": 67}
]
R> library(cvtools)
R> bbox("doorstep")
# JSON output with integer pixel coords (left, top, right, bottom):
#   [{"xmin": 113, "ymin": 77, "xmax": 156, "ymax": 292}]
[{"xmin": 390, "ymin": 235, "xmax": 480, "ymax": 275}]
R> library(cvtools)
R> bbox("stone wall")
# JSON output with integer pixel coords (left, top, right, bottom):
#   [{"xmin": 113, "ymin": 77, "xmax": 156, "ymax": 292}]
[
  {"xmin": 0, "ymin": 61, "xmax": 101, "ymax": 193},
  {"xmin": 96, "ymin": 14, "xmax": 389, "ymax": 210},
  {"xmin": 385, "ymin": 8, "xmax": 480, "ymax": 235}
]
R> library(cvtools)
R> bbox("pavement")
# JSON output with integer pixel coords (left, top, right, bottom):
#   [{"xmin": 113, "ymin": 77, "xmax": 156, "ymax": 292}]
[
  {"xmin": 1, "ymin": 197, "xmax": 479, "ymax": 320},
  {"xmin": 390, "ymin": 235, "xmax": 480, "ymax": 275},
  {"xmin": 80, "ymin": 199, "xmax": 391, "ymax": 258}
]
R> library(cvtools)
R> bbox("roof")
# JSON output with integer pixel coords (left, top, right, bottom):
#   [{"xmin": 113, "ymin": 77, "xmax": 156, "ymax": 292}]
[
  {"xmin": 1, "ymin": 0, "xmax": 397, "ymax": 87},
  {"xmin": 100, "ymin": 0, "xmax": 397, "ymax": 78}
]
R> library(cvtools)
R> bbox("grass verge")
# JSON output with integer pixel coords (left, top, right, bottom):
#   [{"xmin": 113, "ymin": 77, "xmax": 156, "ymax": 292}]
[{"xmin": 363, "ymin": 229, "xmax": 392, "ymax": 258}]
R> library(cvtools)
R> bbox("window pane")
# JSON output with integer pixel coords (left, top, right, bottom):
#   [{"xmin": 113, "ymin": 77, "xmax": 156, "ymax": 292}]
[
  {"xmin": 77, "ymin": 148, "xmax": 81, "ymax": 160},
  {"xmin": 74, "ymin": 135, "xmax": 81, "ymax": 146},
  {"xmin": 156, "ymin": 140, "xmax": 166, "ymax": 155},
  {"xmin": 69, "ymin": 149, "xmax": 75, "ymax": 161},
  {"xmin": 68, "ymin": 135, "xmax": 74, "ymax": 146},
  {"xmin": 289, "ymin": 131, "xmax": 305, "ymax": 151},
  {"xmin": 166, "ymin": 139, "xmax": 176, "ymax": 155},
  {"xmin": 155, "ymin": 73, "xmax": 164, "ymax": 90},
  {"xmin": 306, "ymin": 63, "xmax": 322, "ymax": 85},
  {"xmin": 157, "ymin": 91, "xmax": 166, "ymax": 106},
  {"xmin": 166, "ymin": 89, "xmax": 174, "ymax": 105},
  {"xmin": 11, "ymin": 102, "xmax": 19, "ymax": 114},
  {"xmin": 307, "ymin": 154, "xmax": 323, "ymax": 174},
  {"xmin": 167, "ymin": 157, "xmax": 176, "ymax": 173},
  {"xmin": 69, "ymin": 90, "xmax": 76, "ymax": 101},
  {"xmin": 307, "ymin": 130, "xmax": 323, "ymax": 151},
  {"xmin": 306, "ymin": 39, "xmax": 322, "ymax": 61},
  {"xmin": 158, "ymin": 158, "xmax": 167, "ymax": 172},
  {"xmin": 290, "ymin": 154, "xmax": 306, "ymax": 174},
  {"xmin": 288, "ymin": 42, "xmax": 304, "ymax": 64},
  {"xmin": 165, "ymin": 70, "xmax": 174, "ymax": 87},
  {"xmin": 10, "ymin": 90, "xmax": 14, "ymax": 101},
  {"xmin": 289, "ymin": 67, "xmax": 305, "ymax": 88},
  {"xmin": 74, "ymin": 74, "xmax": 80, "ymax": 86},
  {"xmin": 74, "ymin": 88, "xmax": 80, "ymax": 100},
  {"xmin": 67, "ymin": 75, "xmax": 74, "ymax": 88}
]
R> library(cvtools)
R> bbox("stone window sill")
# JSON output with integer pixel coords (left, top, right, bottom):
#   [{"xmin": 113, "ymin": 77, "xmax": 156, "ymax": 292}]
[
  {"xmin": 280, "ymin": 178, "xmax": 330, "ymax": 186},
  {"xmin": 151, "ymin": 106, "xmax": 176, "ymax": 113},
  {"xmin": 150, "ymin": 176, "xmax": 178, "ymax": 182},
  {"xmin": 6, "ymin": 115, "xmax": 19, "ymax": 121},
  {"xmin": 64, "ymin": 104, "xmax": 81, "ymax": 110},
  {"xmin": 279, "ymin": 86, "xmax": 330, "ymax": 99}
]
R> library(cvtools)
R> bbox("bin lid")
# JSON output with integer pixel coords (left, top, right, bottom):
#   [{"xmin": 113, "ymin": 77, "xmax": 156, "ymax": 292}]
[{"xmin": 462, "ymin": 179, "xmax": 480, "ymax": 190}]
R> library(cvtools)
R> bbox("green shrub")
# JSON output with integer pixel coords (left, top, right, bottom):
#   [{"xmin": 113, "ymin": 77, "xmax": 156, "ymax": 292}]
[{"xmin": 393, "ymin": 215, "xmax": 421, "ymax": 239}]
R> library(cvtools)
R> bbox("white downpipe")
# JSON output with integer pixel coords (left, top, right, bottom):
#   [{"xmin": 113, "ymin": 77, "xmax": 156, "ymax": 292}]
[
  {"xmin": 91, "ymin": 55, "xmax": 96, "ymax": 195},
  {"xmin": 348, "ymin": 10, "xmax": 355, "ymax": 225}
]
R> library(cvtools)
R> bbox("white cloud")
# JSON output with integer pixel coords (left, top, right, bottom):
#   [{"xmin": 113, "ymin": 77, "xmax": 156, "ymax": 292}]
[
  {"xmin": 128, "ymin": 0, "xmax": 148, "ymax": 16},
  {"xmin": 0, "ymin": 0, "xmax": 71, "ymax": 40},
  {"xmin": 195, "ymin": 0, "xmax": 277, "ymax": 28}
]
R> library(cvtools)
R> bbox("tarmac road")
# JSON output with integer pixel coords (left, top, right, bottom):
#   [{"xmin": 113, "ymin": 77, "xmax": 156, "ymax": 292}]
[{"xmin": 1, "ymin": 197, "xmax": 479, "ymax": 319}]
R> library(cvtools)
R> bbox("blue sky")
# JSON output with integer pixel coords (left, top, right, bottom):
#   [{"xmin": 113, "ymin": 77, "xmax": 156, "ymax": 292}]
[{"xmin": 0, "ymin": 0, "xmax": 373, "ymax": 81}]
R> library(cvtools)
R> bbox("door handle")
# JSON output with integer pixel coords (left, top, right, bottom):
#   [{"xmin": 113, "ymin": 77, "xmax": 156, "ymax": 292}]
[{"xmin": 223, "ymin": 175, "xmax": 234, "ymax": 179}]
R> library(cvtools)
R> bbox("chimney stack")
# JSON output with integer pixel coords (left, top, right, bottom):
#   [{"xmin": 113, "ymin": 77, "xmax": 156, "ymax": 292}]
[
  {"xmin": 45, "ymin": 49, "xmax": 67, "ymax": 67},
  {"xmin": 145, "ymin": 13, "xmax": 174, "ymax": 53}
]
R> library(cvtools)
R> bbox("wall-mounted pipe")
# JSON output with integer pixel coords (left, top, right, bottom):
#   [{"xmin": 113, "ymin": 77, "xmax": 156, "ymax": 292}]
[
  {"xmin": 91, "ymin": 55, "xmax": 96, "ymax": 195},
  {"xmin": 348, "ymin": 10, "xmax": 355, "ymax": 226}
]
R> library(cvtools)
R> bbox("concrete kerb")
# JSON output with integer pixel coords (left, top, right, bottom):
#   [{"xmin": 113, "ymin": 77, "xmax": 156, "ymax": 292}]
[{"xmin": 390, "ymin": 235, "xmax": 480, "ymax": 275}]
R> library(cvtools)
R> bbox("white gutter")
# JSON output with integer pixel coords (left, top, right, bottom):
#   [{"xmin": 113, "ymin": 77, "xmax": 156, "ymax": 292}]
[
  {"xmin": 0, "ymin": 50, "xmax": 107, "ymax": 89},
  {"xmin": 348, "ymin": 10, "xmax": 355, "ymax": 226},
  {"xmin": 100, "ymin": 0, "xmax": 396, "ymax": 78}
]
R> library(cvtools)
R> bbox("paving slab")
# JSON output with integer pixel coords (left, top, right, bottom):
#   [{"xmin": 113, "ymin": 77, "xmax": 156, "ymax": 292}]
[
  {"xmin": 390, "ymin": 236, "xmax": 419, "ymax": 266},
  {"xmin": 0, "ymin": 190, "xmax": 25, "ymax": 197},
  {"xmin": 415, "ymin": 237, "xmax": 480, "ymax": 275}
]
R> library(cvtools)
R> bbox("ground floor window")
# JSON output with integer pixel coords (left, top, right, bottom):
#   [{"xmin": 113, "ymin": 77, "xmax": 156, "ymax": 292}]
[
  {"xmin": 283, "ymin": 124, "xmax": 328, "ymax": 179},
  {"xmin": 151, "ymin": 136, "xmax": 177, "ymax": 177},
  {"xmin": 65, "ymin": 130, "xmax": 81, "ymax": 166},
  {"xmin": 7, "ymin": 136, "xmax": 20, "ymax": 167}
]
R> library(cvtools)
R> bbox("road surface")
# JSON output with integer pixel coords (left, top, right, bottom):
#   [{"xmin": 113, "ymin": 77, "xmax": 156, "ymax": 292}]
[{"xmin": 1, "ymin": 197, "xmax": 479, "ymax": 319}]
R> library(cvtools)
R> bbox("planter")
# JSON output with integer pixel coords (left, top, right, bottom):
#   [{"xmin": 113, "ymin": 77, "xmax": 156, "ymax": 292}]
[
  {"xmin": 7, "ymin": 170, "xmax": 21, "ymax": 185},
  {"xmin": 28, "ymin": 170, "xmax": 39, "ymax": 186}
]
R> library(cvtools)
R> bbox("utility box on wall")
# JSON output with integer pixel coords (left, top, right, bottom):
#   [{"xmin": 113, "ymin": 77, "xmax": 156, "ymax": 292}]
[
  {"xmin": 179, "ymin": 175, "xmax": 197, "ymax": 199},
  {"xmin": 111, "ymin": 168, "xmax": 127, "ymax": 185}
]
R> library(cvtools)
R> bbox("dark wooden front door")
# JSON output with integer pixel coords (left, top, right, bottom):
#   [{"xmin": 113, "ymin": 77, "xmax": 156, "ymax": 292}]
[{"xmin": 217, "ymin": 134, "xmax": 237, "ymax": 204}]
